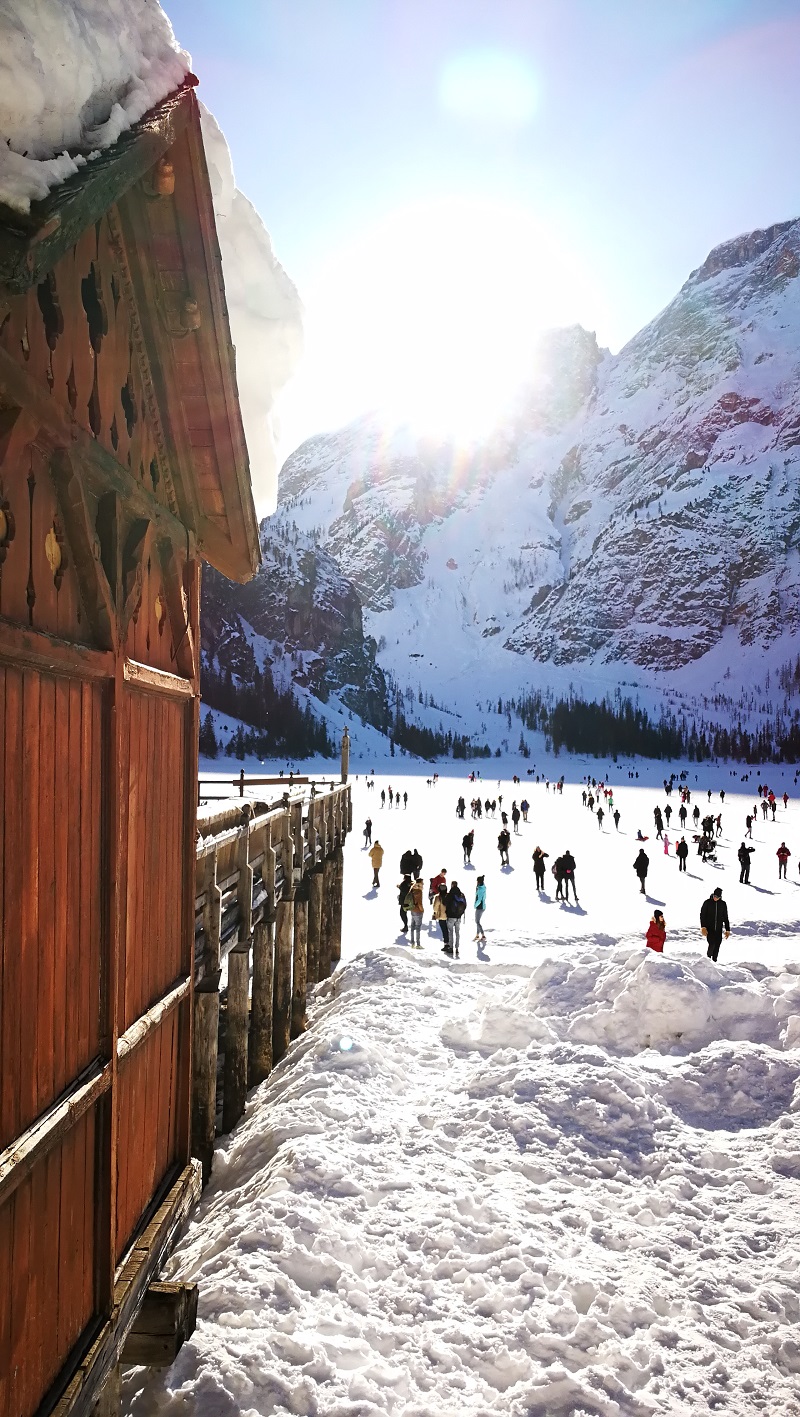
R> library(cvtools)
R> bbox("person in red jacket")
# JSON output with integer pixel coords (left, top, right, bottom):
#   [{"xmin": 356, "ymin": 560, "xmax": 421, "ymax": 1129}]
[
  {"xmin": 645, "ymin": 910, "xmax": 666, "ymax": 953},
  {"xmin": 777, "ymin": 843, "xmax": 791, "ymax": 879}
]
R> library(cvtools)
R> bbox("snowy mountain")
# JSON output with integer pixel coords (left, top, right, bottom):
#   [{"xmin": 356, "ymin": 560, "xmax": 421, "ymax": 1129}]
[{"xmin": 268, "ymin": 219, "xmax": 800, "ymax": 742}]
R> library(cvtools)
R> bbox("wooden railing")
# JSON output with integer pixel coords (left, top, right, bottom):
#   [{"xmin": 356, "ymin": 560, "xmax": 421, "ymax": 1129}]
[{"xmin": 190, "ymin": 782, "xmax": 352, "ymax": 1182}]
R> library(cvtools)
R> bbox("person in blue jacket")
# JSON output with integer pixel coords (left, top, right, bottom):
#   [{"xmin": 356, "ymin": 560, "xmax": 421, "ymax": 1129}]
[{"xmin": 474, "ymin": 876, "xmax": 487, "ymax": 941}]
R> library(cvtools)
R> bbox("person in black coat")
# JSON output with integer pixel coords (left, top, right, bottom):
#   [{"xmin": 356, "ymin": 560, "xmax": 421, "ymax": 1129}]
[
  {"xmin": 738, "ymin": 842, "xmax": 754, "ymax": 884},
  {"xmin": 700, "ymin": 887, "xmax": 730, "ymax": 962},
  {"xmin": 400, "ymin": 848, "xmax": 414, "ymax": 875},
  {"xmin": 562, "ymin": 850, "xmax": 578, "ymax": 902},
  {"xmin": 634, "ymin": 848, "xmax": 649, "ymax": 894},
  {"xmin": 675, "ymin": 837, "xmax": 688, "ymax": 872},
  {"xmin": 532, "ymin": 846, "xmax": 548, "ymax": 889},
  {"xmin": 410, "ymin": 848, "xmax": 423, "ymax": 878}
]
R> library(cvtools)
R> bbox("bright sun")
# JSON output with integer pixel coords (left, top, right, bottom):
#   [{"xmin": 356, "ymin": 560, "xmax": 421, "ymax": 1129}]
[{"xmin": 284, "ymin": 196, "xmax": 603, "ymax": 450}]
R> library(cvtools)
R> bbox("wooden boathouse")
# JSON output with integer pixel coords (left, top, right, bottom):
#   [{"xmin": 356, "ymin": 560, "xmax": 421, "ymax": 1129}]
[{"xmin": 0, "ymin": 81, "xmax": 262, "ymax": 1416}]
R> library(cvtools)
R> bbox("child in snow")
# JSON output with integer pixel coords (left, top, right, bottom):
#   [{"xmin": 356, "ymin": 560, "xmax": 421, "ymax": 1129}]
[{"xmin": 645, "ymin": 910, "xmax": 666, "ymax": 953}]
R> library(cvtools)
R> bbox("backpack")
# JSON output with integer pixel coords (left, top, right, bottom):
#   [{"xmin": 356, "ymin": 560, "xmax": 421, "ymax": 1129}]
[
  {"xmin": 404, "ymin": 889, "xmax": 416, "ymax": 910},
  {"xmin": 451, "ymin": 890, "xmax": 467, "ymax": 918}
]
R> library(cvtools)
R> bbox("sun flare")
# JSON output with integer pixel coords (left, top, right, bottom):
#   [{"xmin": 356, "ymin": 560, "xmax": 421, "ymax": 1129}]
[{"xmin": 288, "ymin": 196, "xmax": 603, "ymax": 448}]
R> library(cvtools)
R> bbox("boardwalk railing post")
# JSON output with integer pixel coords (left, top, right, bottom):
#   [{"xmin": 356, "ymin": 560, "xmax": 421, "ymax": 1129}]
[
  {"xmin": 319, "ymin": 854, "xmax": 335, "ymax": 978},
  {"xmin": 249, "ymin": 918, "xmax": 274, "ymax": 1086},
  {"xmin": 330, "ymin": 845, "xmax": 344, "ymax": 965},
  {"xmin": 222, "ymin": 806, "xmax": 253, "ymax": 1133},
  {"xmin": 291, "ymin": 885, "xmax": 308, "ymax": 1038},
  {"xmin": 307, "ymin": 868, "xmax": 323, "ymax": 984},
  {"xmin": 272, "ymin": 813, "xmax": 294, "ymax": 1063},
  {"xmin": 192, "ymin": 844, "xmax": 221, "ymax": 1181}
]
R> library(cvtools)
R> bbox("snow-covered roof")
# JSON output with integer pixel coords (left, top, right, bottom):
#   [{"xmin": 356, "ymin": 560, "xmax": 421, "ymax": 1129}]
[{"xmin": 0, "ymin": 0, "xmax": 190, "ymax": 214}]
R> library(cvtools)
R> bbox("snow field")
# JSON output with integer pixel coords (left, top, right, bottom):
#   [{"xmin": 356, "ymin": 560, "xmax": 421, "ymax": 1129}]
[
  {"xmin": 123, "ymin": 771, "xmax": 800, "ymax": 1415},
  {"xmin": 124, "ymin": 945, "xmax": 800, "ymax": 1415}
]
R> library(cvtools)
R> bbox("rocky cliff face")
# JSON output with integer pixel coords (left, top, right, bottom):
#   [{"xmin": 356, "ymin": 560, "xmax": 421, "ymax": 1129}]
[{"xmin": 201, "ymin": 511, "xmax": 388, "ymax": 728}]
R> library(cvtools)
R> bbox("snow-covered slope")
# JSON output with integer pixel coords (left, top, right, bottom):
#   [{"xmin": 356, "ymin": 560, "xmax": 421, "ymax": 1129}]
[{"xmin": 275, "ymin": 220, "xmax": 800, "ymax": 734}]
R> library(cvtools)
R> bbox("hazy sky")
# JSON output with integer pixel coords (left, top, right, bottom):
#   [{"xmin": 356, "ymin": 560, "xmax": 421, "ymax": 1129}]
[{"xmin": 165, "ymin": 0, "xmax": 800, "ymax": 455}]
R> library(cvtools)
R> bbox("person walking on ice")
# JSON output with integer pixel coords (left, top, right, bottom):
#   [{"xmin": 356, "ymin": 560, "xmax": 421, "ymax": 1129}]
[
  {"xmin": 363, "ymin": 817, "xmax": 372, "ymax": 847},
  {"xmin": 445, "ymin": 880, "xmax": 467, "ymax": 957},
  {"xmin": 777, "ymin": 842, "xmax": 791, "ymax": 879},
  {"xmin": 474, "ymin": 876, "xmax": 487, "ymax": 942},
  {"xmin": 645, "ymin": 909, "xmax": 666, "ymax": 953},
  {"xmin": 634, "ymin": 847, "xmax": 649, "ymax": 895},
  {"xmin": 462, "ymin": 829, "xmax": 474, "ymax": 866},
  {"xmin": 738, "ymin": 841, "xmax": 754, "ymax": 883},
  {"xmin": 408, "ymin": 878, "xmax": 424, "ymax": 949},
  {"xmin": 369, "ymin": 840, "xmax": 383, "ymax": 887},
  {"xmin": 676, "ymin": 837, "xmax": 688, "ymax": 872},
  {"xmin": 532, "ymin": 846, "xmax": 548, "ymax": 889},
  {"xmin": 700, "ymin": 887, "xmax": 730, "ymax": 962},
  {"xmin": 562, "ymin": 850, "xmax": 578, "ymax": 903},
  {"xmin": 498, "ymin": 828, "xmax": 511, "ymax": 866}
]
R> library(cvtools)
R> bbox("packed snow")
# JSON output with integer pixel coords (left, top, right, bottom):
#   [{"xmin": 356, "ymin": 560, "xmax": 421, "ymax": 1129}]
[
  {"xmin": 0, "ymin": 0, "xmax": 189, "ymax": 212},
  {"xmin": 126, "ymin": 766, "xmax": 800, "ymax": 1416}
]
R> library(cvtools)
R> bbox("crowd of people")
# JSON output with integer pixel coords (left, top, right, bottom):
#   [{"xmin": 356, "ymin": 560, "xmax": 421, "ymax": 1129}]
[{"xmin": 360, "ymin": 771, "xmax": 794, "ymax": 966}]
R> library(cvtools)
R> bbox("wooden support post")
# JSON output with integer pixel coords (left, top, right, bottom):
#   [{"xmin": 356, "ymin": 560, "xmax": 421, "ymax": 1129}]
[
  {"xmin": 91, "ymin": 1365, "xmax": 120, "ymax": 1417},
  {"xmin": 330, "ymin": 845, "xmax": 344, "ymax": 965},
  {"xmin": 191, "ymin": 977, "xmax": 220, "ymax": 1184},
  {"xmin": 222, "ymin": 946, "xmax": 249, "ymax": 1133},
  {"xmin": 272, "ymin": 897, "xmax": 293, "ymax": 1064},
  {"xmin": 307, "ymin": 868, "xmax": 323, "ymax": 985},
  {"xmin": 237, "ymin": 804, "xmax": 254, "ymax": 944},
  {"xmin": 291, "ymin": 891, "xmax": 308, "ymax": 1039},
  {"xmin": 121, "ymin": 1282, "xmax": 198, "ymax": 1367},
  {"xmin": 249, "ymin": 918, "xmax": 274, "ymax": 1086},
  {"xmin": 319, "ymin": 855, "xmax": 335, "ymax": 979}
]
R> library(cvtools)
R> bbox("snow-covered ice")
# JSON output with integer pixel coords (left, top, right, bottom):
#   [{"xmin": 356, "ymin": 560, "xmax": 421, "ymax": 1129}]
[{"xmin": 125, "ymin": 770, "xmax": 800, "ymax": 1416}]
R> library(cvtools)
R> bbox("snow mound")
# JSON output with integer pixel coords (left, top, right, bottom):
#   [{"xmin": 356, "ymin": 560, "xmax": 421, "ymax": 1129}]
[
  {"xmin": 125, "ymin": 947, "xmax": 800, "ymax": 1416},
  {"xmin": 445, "ymin": 946, "xmax": 800, "ymax": 1056},
  {"xmin": 0, "ymin": 0, "xmax": 189, "ymax": 213}
]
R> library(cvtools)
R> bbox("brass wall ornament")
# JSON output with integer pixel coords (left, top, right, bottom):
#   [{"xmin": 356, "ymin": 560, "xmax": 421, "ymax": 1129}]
[
  {"xmin": 154, "ymin": 593, "xmax": 166, "ymax": 635},
  {"xmin": 45, "ymin": 518, "xmax": 67, "ymax": 590}
]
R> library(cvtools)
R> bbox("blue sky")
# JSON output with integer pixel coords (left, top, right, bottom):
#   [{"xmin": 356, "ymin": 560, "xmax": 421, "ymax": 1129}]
[{"xmin": 165, "ymin": 0, "xmax": 800, "ymax": 452}]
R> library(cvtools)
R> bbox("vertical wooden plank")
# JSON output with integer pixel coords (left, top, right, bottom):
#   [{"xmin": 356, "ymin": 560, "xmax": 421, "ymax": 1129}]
[
  {"xmin": 1, "ymin": 666, "xmax": 23, "ymax": 1145},
  {"xmin": 53, "ymin": 675, "xmax": 70, "ymax": 1099},
  {"xmin": 20, "ymin": 666, "xmax": 40, "ymax": 1133},
  {"xmin": 37, "ymin": 675, "xmax": 56, "ymax": 1116},
  {"xmin": 319, "ymin": 856, "xmax": 335, "ymax": 980},
  {"xmin": 89, "ymin": 681, "xmax": 103, "ymax": 1058},
  {"xmin": 65, "ymin": 677, "xmax": 82, "ymax": 1083},
  {"xmin": 0, "ymin": 669, "xmax": 4, "ymax": 1132},
  {"xmin": 79, "ymin": 679, "xmax": 93, "ymax": 1067},
  {"xmin": 330, "ymin": 847, "xmax": 344, "ymax": 966},
  {"xmin": 9, "ymin": 1176, "xmax": 31, "ymax": 1417},
  {"xmin": 192, "ymin": 983, "xmax": 220, "ymax": 1183},
  {"xmin": 0, "ymin": 1191, "xmax": 13, "ymax": 1417}
]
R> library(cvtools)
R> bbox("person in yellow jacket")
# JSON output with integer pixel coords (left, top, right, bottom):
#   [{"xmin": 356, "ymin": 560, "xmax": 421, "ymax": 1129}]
[
  {"xmin": 369, "ymin": 840, "xmax": 384, "ymax": 887},
  {"xmin": 432, "ymin": 886, "xmax": 449, "ymax": 947}
]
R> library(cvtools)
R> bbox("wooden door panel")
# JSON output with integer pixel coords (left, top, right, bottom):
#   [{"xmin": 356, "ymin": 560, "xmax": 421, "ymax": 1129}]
[{"xmin": 115, "ymin": 1005, "xmax": 183, "ymax": 1257}]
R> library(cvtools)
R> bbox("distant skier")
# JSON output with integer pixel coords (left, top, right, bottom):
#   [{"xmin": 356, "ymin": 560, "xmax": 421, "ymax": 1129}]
[
  {"xmin": 532, "ymin": 846, "xmax": 548, "ymax": 890},
  {"xmin": 634, "ymin": 848, "xmax": 649, "ymax": 895},
  {"xmin": 700, "ymin": 887, "xmax": 730, "ymax": 962},
  {"xmin": 738, "ymin": 842, "xmax": 754, "ymax": 884},
  {"xmin": 676, "ymin": 837, "xmax": 688, "ymax": 872},
  {"xmin": 645, "ymin": 909, "xmax": 666, "ymax": 954}
]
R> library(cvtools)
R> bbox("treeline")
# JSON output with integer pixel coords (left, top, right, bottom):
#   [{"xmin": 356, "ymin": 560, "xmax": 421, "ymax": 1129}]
[
  {"xmin": 390, "ymin": 709, "xmax": 493, "ymax": 761},
  {"xmin": 201, "ymin": 661, "xmax": 336, "ymax": 758}
]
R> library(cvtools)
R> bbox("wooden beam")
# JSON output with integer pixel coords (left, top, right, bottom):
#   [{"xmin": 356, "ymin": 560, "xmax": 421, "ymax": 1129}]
[
  {"xmin": 0, "ymin": 620, "xmax": 113, "ymax": 681},
  {"xmin": 248, "ymin": 919, "xmax": 274, "ymax": 1088},
  {"xmin": 50, "ymin": 1161, "xmax": 202, "ymax": 1417},
  {"xmin": 307, "ymin": 870, "xmax": 323, "ymax": 986},
  {"xmin": 0, "ymin": 1061, "xmax": 111, "ymax": 1208},
  {"xmin": 123, "ymin": 658, "xmax": 194, "ymax": 698},
  {"xmin": 221, "ymin": 947, "xmax": 249, "ymax": 1134},
  {"xmin": 272, "ymin": 900, "xmax": 293, "ymax": 1064},
  {"xmin": 291, "ymin": 893, "xmax": 308, "ymax": 1040},
  {"xmin": 120, "ymin": 1282, "xmax": 198, "ymax": 1367},
  {"xmin": 116, "ymin": 977, "xmax": 191, "ymax": 1063}
]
